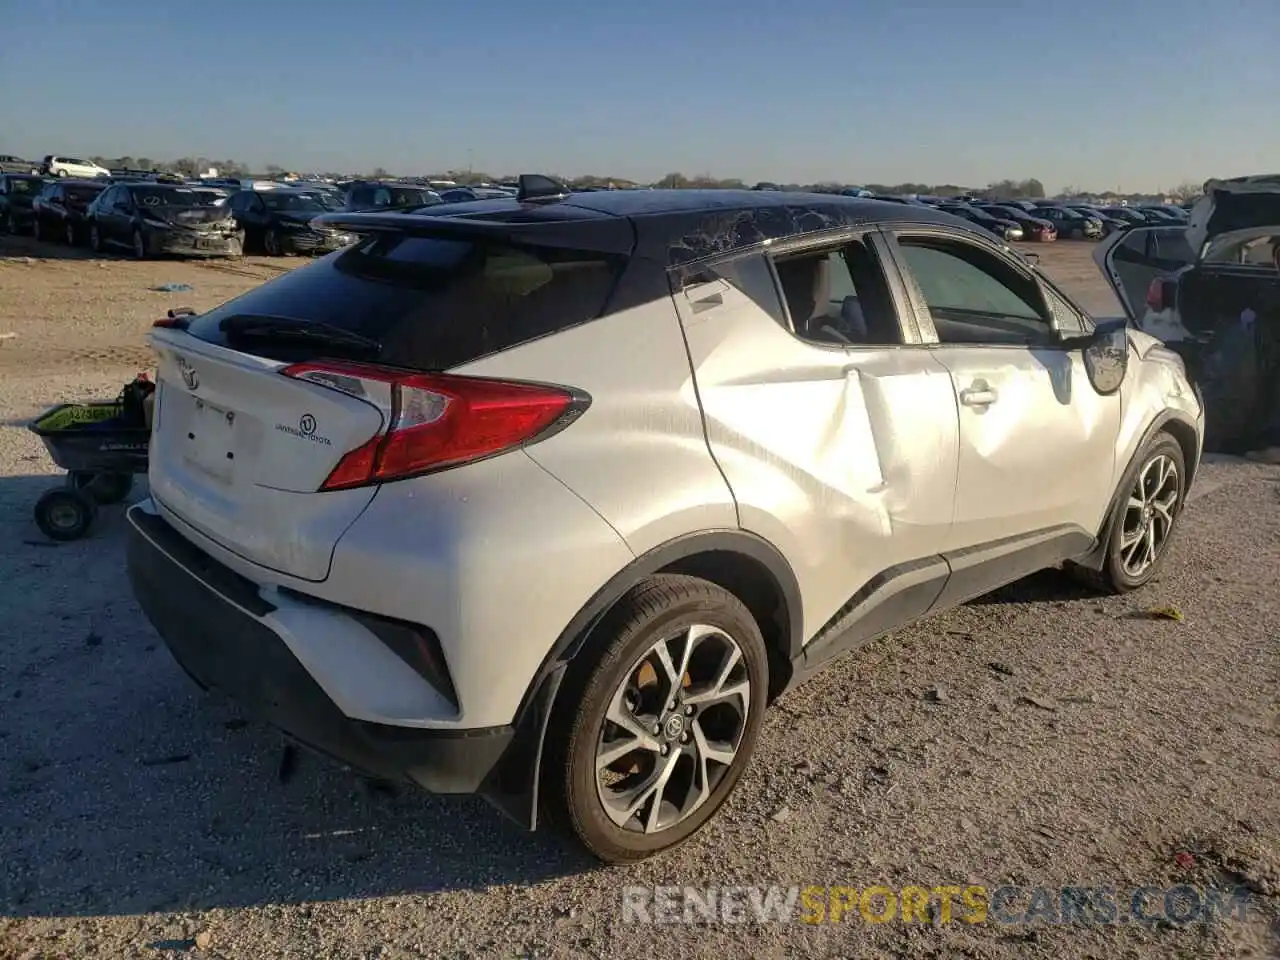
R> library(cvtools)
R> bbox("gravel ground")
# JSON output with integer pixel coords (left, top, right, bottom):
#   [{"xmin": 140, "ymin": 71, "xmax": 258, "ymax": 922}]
[{"xmin": 0, "ymin": 235, "xmax": 1277, "ymax": 959}]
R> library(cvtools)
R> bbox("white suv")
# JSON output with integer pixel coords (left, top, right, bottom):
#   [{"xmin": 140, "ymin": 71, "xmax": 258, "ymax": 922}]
[
  {"xmin": 126, "ymin": 179, "xmax": 1203, "ymax": 862},
  {"xmin": 41, "ymin": 155, "xmax": 109, "ymax": 179}
]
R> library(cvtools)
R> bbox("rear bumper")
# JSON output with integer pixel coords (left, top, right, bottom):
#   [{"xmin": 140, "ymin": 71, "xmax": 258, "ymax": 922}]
[{"xmin": 125, "ymin": 503, "xmax": 514, "ymax": 793}]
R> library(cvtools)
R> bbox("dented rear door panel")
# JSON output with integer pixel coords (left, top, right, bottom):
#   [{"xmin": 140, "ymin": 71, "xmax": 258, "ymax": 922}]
[{"xmin": 671, "ymin": 254, "xmax": 959, "ymax": 647}]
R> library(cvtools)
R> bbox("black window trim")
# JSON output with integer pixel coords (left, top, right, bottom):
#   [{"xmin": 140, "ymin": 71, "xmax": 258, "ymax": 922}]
[{"xmin": 883, "ymin": 224, "xmax": 1088, "ymax": 349}]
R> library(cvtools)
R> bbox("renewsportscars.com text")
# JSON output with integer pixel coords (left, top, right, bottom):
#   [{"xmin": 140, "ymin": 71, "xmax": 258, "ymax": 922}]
[{"xmin": 621, "ymin": 884, "xmax": 1257, "ymax": 926}]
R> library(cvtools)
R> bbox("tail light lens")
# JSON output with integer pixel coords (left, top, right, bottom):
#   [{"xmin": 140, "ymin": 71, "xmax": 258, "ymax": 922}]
[{"xmin": 280, "ymin": 359, "xmax": 586, "ymax": 491}]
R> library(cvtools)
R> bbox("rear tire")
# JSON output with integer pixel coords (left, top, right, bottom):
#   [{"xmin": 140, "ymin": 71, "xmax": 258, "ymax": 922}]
[
  {"xmin": 545, "ymin": 574, "xmax": 769, "ymax": 863},
  {"xmin": 1073, "ymin": 432, "xmax": 1186, "ymax": 594},
  {"xmin": 34, "ymin": 488, "xmax": 97, "ymax": 541}
]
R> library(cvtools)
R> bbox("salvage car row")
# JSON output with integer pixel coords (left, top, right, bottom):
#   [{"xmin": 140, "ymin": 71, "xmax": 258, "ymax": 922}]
[
  {"xmin": 0, "ymin": 172, "xmax": 476, "ymax": 258},
  {"xmin": 0, "ymin": 167, "xmax": 1190, "ymax": 261},
  {"xmin": 868, "ymin": 194, "xmax": 1192, "ymax": 244}
]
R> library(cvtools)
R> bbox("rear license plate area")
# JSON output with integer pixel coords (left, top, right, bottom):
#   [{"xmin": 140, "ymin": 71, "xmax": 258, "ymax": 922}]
[{"xmin": 182, "ymin": 398, "xmax": 237, "ymax": 482}]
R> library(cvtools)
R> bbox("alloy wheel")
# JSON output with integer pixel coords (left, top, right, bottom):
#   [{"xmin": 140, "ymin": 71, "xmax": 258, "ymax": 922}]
[
  {"xmin": 595, "ymin": 623, "xmax": 750, "ymax": 834},
  {"xmin": 1119, "ymin": 453, "xmax": 1179, "ymax": 578}
]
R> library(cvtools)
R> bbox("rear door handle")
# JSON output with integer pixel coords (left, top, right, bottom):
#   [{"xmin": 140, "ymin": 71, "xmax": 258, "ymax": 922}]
[{"xmin": 959, "ymin": 381, "xmax": 998, "ymax": 407}]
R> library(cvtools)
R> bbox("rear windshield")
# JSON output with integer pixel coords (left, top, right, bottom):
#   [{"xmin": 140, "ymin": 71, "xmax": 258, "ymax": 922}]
[
  {"xmin": 66, "ymin": 185, "xmax": 104, "ymax": 202},
  {"xmin": 186, "ymin": 233, "xmax": 625, "ymax": 369},
  {"xmin": 8, "ymin": 178, "xmax": 41, "ymax": 194}
]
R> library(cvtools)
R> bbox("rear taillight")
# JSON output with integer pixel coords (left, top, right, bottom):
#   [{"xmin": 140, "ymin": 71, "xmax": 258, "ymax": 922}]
[{"xmin": 280, "ymin": 359, "xmax": 586, "ymax": 491}]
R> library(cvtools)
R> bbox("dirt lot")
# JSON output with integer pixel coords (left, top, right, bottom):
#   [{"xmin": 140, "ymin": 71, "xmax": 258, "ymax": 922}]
[{"xmin": 0, "ymin": 234, "xmax": 1276, "ymax": 960}]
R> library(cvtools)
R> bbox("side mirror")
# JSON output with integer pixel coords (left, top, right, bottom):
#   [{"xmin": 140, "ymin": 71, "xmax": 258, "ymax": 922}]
[
  {"xmin": 1023, "ymin": 252, "xmax": 1041, "ymax": 268},
  {"xmin": 1081, "ymin": 325, "xmax": 1129, "ymax": 395}
]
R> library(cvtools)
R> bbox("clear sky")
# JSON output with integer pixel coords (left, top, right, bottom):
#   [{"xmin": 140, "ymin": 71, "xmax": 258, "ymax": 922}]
[{"xmin": 4, "ymin": 0, "xmax": 1277, "ymax": 192}]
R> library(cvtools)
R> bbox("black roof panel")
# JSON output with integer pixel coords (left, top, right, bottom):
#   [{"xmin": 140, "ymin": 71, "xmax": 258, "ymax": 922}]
[{"xmin": 343, "ymin": 189, "xmax": 978, "ymax": 266}]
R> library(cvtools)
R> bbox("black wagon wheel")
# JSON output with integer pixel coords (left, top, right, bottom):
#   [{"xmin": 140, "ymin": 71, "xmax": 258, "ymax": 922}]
[{"xmin": 34, "ymin": 488, "xmax": 97, "ymax": 541}]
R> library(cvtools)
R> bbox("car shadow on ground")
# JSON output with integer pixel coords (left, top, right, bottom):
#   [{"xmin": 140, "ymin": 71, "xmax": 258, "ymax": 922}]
[
  {"xmin": 0, "ymin": 232, "xmax": 106, "ymax": 261},
  {"xmin": 0, "ymin": 474, "xmax": 595, "ymax": 921},
  {"xmin": 967, "ymin": 567, "xmax": 1101, "ymax": 605}
]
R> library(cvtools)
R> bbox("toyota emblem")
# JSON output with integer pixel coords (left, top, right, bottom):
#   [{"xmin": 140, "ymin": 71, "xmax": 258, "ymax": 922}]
[
  {"xmin": 299, "ymin": 414, "xmax": 317, "ymax": 436},
  {"xmin": 177, "ymin": 356, "xmax": 199, "ymax": 391}
]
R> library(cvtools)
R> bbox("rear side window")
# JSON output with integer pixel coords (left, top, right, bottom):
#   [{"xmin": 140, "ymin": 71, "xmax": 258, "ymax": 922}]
[
  {"xmin": 684, "ymin": 255, "xmax": 787, "ymax": 328},
  {"xmin": 186, "ymin": 233, "xmax": 624, "ymax": 370}
]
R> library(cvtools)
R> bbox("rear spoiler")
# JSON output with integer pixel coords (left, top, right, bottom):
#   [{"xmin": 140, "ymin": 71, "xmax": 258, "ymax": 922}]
[{"xmin": 310, "ymin": 210, "xmax": 636, "ymax": 255}]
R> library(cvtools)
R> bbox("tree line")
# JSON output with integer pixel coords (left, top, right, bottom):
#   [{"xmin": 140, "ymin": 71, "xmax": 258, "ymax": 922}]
[{"xmin": 84, "ymin": 158, "xmax": 1196, "ymax": 200}]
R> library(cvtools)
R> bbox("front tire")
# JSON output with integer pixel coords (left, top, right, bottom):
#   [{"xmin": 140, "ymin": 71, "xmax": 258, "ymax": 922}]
[
  {"xmin": 546, "ymin": 574, "xmax": 768, "ymax": 863},
  {"xmin": 65, "ymin": 220, "xmax": 78, "ymax": 246},
  {"xmin": 263, "ymin": 228, "xmax": 283, "ymax": 256},
  {"xmin": 89, "ymin": 223, "xmax": 103, "ymax": 253},
  {"xmin": 32, "ymin": 218, "xmax": 43, "ymax": 242},
  {"xmin": 1079, "ymin": 432, "xmax": 1186, "ymax": 593},
  {"xmin": 131, "ymin": 229, "xmax": 147, "ymax": 260}
]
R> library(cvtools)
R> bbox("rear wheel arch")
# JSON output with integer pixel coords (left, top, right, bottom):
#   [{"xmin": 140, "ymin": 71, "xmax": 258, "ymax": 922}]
[
  {"xmin": 484, "ymin": 531, "xmax": 803, "ymax": 831},
  {"xmin": 550, "ymin": 531, "xmax": 802, "ymax": 700}
]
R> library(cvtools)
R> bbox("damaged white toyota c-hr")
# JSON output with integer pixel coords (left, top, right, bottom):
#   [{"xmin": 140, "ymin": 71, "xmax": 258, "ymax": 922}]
[{"xmin": 128, "ymin": 178, "xmax": 1204, "ymax": 862}]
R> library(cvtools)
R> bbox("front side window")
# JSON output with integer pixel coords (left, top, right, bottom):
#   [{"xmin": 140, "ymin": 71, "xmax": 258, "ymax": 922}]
[{"xmin": 896, "ymin": 237, "xmax": 1052, "ymax": 345}]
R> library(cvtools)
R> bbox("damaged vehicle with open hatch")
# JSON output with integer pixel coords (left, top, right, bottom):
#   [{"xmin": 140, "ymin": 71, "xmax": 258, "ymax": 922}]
[
  {"xmin": 86, "ymin": 182, "xmax": 243, "ymax": 259},
  {"xmin": 126, "ymin": 177, "xmax": 1203, "ymax": 863},
  {"xmin": 1095, "ymin": 175, "xmax": 1280, "ymax": 457}
]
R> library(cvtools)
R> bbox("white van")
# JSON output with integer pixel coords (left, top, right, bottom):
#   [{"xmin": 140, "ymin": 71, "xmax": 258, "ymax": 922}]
[{"xmin": 41, "ymin": 156, "xmax": 110, "ymax": 179}]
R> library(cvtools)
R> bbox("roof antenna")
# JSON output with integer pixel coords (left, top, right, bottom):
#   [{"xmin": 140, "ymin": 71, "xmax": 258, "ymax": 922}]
[{"xmin": 517, "ymin": 174, "xmax": 570, "ymax": 204}]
